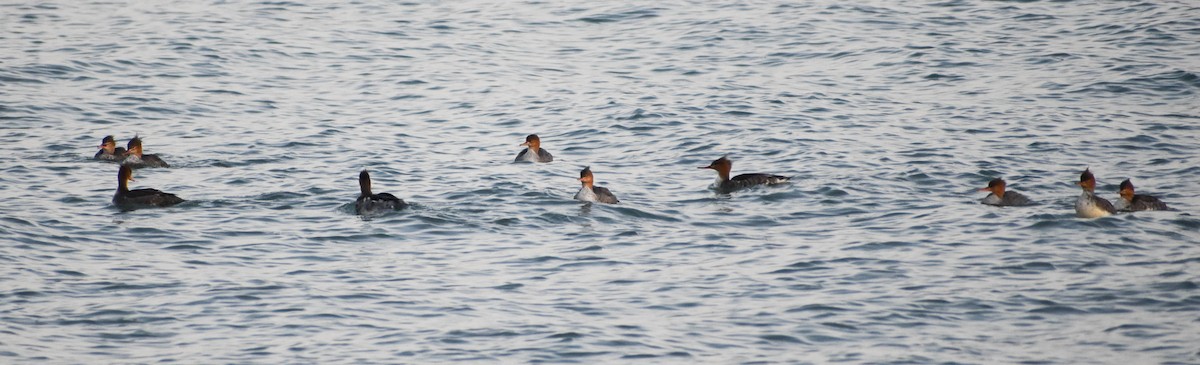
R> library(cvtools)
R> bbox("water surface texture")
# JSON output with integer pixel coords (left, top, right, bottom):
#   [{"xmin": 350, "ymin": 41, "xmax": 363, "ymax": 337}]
[{"xmin": 3, "ymin": 1, "xmax": 1200, "ymax": 363}]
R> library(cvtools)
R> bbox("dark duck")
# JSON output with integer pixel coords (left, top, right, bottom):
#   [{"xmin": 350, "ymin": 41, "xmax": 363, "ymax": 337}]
[
  {"xmin": 1118, "ymin": 179, "xmax": 1169, "ymax": 211},
  {"xmin": 978, "ymin": 178, "xmax": 1033, "ymax": 206},
  {"xmin": 113, "ymin": 165, "xmax": 184, "ymax": 210},
  {"xmin": 699, "ymin": 155, "xmax": 790, "ymax": 193},
  {"xmin": 356, "ymin": 170, "xmax": 408, "ymax": 215}
]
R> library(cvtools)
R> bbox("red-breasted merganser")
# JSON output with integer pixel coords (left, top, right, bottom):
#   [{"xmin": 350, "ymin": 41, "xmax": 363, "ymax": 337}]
[
  {"xmin": 93, "ymin": 135, "xmax": 127, "ymax": 161},
  {"xmin": 121, "ymin": 136, "xmax": 170, "ymax": 168},
  {"xmin": 356, "ymin": 170, "xmax": 408, "ymax": 215},
  {"xmin": 978, "ymin": 178, "xmax": 1033, "ymax": 206},
  {"xmin": 699, "ymin": 155, "xmax": 790, "ymax": 193},
  {"xmin": 1075, "ymin": 168, "xmax": 1116, "ymax": 218},
  {"xmin": 1118, "ymin": 179, "xmax": 1169, "ymax": 211},
  {"xmin": 574, "ymin": 166, "xmax": 619, "ymax": 204},
  {"xmin": 514, "ymin": 134, "xmax": 553, "ymax": 163},
  {"xmin": 113, "ymin": 165, "xmax": 184, "ymax": 210}
]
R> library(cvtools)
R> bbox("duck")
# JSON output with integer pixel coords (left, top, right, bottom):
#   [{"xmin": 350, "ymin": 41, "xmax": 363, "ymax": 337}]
[
  {"xmin": 574, "ymin": 166, "xmax": 619, "ymax": 204},
  {"xmin": 514, "ymin": 134, "xmax": 553, "ymax": 163},
  {"xmin": 1074, "ymin": 168, "xmax": 1116, "ymax": 218},
  {"xmin": 356, "ymin": 170, "xmax": 408, "ymax": 215},
  {"xmin": 1118, "ymin": 179, "xmax": 1169, "ymax": 211},
  {"xmin": 699, "ymin": 155, "xmax": 790, "ymax": 193},
  {"xmin": 93, "ymin": 135, "xmax": 127, "ymax": 161},
  {"xmin": 978, "ymin": 178, "xmax": 1033, "ymax": 206},
  {"xmin": 113, "ymin": 165, "xmax": 184, "ymax": 210},
  {"xmin": 121, "ymin": 136, "xmax": 170, "ymax": 168}
]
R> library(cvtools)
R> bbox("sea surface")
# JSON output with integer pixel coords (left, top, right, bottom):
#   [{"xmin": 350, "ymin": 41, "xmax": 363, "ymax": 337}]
[{"xmin": 2, "ymin": 0, "xmax": 1199, "ymax": 364}]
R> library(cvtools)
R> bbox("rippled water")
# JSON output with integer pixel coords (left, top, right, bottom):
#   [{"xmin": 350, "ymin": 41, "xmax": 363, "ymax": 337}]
[{"xmin": 3, "ymin": 0, "xmax": 1199, "ymax": 363}]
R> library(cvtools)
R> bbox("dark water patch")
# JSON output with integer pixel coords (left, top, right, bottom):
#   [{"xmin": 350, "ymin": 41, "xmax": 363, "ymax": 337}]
[
  {"xmin": 53, "ymin": 270, "xmax": 86, "ymax": 277},
  {"xmin": 576, "ymin": 8, "xmax": 661, "ymax": 23},
  {"xmin": 1028, "ymin": 305, "xmax": 1087, "ymax": 315},
  {"xmin": 843, "ymin": 241, "xmax": 917, "ymax": 251},
  {"xmin": 758, "ymin": 334, "xmax": 808, "ymax": 344},
  {"xmin": 786, "ymin": 304, "xmax": 849, "ymax": 313}
]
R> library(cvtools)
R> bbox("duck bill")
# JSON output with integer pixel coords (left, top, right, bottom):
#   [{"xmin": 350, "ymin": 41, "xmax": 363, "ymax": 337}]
[
  {"xmin": 977, "ymin": 187, "xmax": 991, "ymax": 192},
  {"xmin": 698, "ymin": 166, "xmax": 712, "ymax": 169},
  {"xmin": 520, "ymin": 142, "xmax": 530, "ymax": 147}
]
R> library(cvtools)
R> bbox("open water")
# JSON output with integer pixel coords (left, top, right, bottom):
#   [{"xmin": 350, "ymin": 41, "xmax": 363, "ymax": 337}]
[{"xmin": 2, "ymin": 0, "xmax": 1199, "ymax": 363}]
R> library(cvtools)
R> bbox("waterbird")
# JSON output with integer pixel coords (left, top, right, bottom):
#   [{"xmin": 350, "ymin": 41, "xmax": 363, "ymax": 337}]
[
  {"xmin": 1074, "ymin": 168, "xmax": 1116, "ymax": 218},
  {"xmin": 356, "ymin": 170, "xmax": 408, "ymax": 215},
  {"xmin": 574, "ymin": 166, "xmax": 619, "ymax": 204},
  {"xmin": 1118, "ymin": 179, "xmax": 1169, "ymax": 211},
  {"xmin": 514, "ymin": 134, "xmax": 553, "ymax": 163},
  {"xmin": 978, "ymin": 178, "xmax": 1033, "ymax": 206},
  {"xmin": 113, "ymin": 165, "xmax": 184, "ymax": 210},
  {"xmin": 121, "ymin": 135, "xmax": 170, "ymax": 168},
  {"xmin": 699, "ymin": 155, "xmax": 790, "ymax": 193},
  {"xmin": 93, "ymin": 135, "xmax": 127, "ymax": 161}
]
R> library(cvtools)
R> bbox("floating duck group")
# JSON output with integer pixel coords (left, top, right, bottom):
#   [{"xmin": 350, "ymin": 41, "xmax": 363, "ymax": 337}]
[
  {"xmin": 978, "ymin": 168, "xmax": 1170, "ymax": 217},
  {"xmin": 94, "ymin": 134, "xmax": 1170, "ymax": 218}
]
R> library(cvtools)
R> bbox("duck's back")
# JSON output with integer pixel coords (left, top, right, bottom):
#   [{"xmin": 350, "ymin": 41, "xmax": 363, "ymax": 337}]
[
  {"xmin": 1128, "ymin": 195, "xmax": 1169, "ymax": 211},
  {"xmin": 356, "ymin": 193, "xmax": 407, "ymax": 214},
  {"xmin": 123, "ymin": 154, "xmax": 170, "ymax": 168},
  {"xmin": 983, "ymin": 191, "xmax": 1033, "ymax": 206},
  {"xmin": 592, "ymin": 186, "xmax": 619, "ymax": 204},
  {"xmin": 720, "ymin": 173, "xmax": 790, "ymax": 192},
  {"xmin": 114, "ymin": 188, "xmax": 184, "ymax": 209}
]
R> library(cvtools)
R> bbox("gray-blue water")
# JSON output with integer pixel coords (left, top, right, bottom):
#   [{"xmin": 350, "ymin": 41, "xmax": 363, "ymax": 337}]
[{"xmin": 3, "ymin": 1, "xmax": 1199, "ymax": 363}]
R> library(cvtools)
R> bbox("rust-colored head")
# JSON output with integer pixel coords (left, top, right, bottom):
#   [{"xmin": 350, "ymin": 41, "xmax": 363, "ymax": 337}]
[
  {"xmin": 99, "ymin": 135, "xmax": 118, "ymax": 153},
  {"xmin": 579, "ymin": 166, "xmax": 594, "ymax": 186},
  {"xmin": 1076, "ymin": 168, "xmax": 1097, "ymax": 192},
  {"xmin": 1119, "ymin": 179, "xmax": 1135, "ymax": 203},
  {"xmin": 699, "ymin": 155, "xmax": 733, "ymax": 181},
  {"xmin": 520, "ymin": 134, "xmax": 541, "ymax": 151},
  {"xmin": 123, "ymin": 135, "xmax": 144, "ymax": 157},
  {"xmin": 979, "ymin": 178, "xmax": 1007, "ymax": 198}
]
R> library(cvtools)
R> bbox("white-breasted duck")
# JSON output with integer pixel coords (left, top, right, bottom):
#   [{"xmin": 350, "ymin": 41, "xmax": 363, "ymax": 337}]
[
  {"xmin": 121, "ymin": 136, "xmax": 170, "ymax": 168},
  {"xmin": 574, "ymin": 166, "xmax": 619, "ymax": 204},
  {"xmin": 514, "ymin": 134, "xmax": 553, "ymax": 163},
  {"xmin": 1075, "ymin": 168, "xmax": 1116, "ymax": 218}
]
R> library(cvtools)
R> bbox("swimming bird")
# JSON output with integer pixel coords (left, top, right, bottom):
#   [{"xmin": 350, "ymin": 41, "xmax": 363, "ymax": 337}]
[
  {"xmin": 1118, "ymin": 179, "xmax": 1169, "ymax": 211},
  {"xmin": 1075, "ymin": 168, "xmax": 1116, "ymax": 218},
  {"xmin": 699, "ymin": 155, "xmax": 790, "ymax": 193},
  {"xmin": 122, "ymin": 136, "xmax": 170, "ymax": 168},
  {"xmin": 978, "ymin": 178, "xmax": 1033, "ymax": 206},
  {"xmin": 514, "ymin": 134, "xmax": 553, "ymax": 163},
  {"xmin": 93, "ymin": 135, "xmax": 127, "ymax": 161},
  {"xmin": 574, "ymin": 166, "xmax": 619, "ymax": 204},
  {"xmin": 113, "ymin": 165, "xmax": 184, "ymax": 210},
  {"xmin": 356, "ymin": 170, "xmax": 408, "ymax": 215}
]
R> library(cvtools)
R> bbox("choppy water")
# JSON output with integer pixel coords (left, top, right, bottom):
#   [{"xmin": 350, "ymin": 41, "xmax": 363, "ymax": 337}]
[{"xmin": 3, "ymin": 0, "xmax": 1199, "ymax": 363}]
